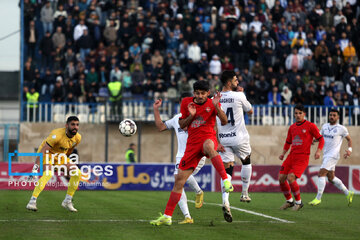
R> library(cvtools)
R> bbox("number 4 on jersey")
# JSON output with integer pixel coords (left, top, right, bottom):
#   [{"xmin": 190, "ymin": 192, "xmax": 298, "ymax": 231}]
[{"xmin": 226, "ymin": 108, "xmax": 235, "ymax": 126}]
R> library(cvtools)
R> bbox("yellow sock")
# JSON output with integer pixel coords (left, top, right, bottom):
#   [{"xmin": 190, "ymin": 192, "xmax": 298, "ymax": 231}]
[
  {"xmin": 66, "ymin": 168, "xmax": 81, "ymax": 197},
  {"xmin": 32, "ymin": 170, "xmax": 53, "ymax": 198}
]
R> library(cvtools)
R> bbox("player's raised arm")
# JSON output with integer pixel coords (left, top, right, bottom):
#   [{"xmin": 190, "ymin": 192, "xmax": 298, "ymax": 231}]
[
  {"xmin": 213, "ymin": 92, "xmax": 227, "ymax": 125},
  {"xmin": 344, "ymin": 134, "xmax": 353, "ymax": 159},
  {"xmin": 153, "ymin": 99, "xmax": 168, "ymax": 132}
]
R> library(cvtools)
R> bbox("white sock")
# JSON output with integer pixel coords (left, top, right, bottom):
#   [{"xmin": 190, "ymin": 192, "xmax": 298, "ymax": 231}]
[
  {"xmin": 187, "ymin": 175, "xmax": 202, "ymax": 194},
  {"xmin": 241, "ymin": 164, "xmax": 252, "ymax": 196},
  {"xmin": 295, "ymin": 200, "xmax": 302, "ymax": 204},
  {"xmin": 178, "ymin": 189, "xmax": 191, "ymax": 219},
  {"xmin": 164, "ymin": 214, "xmax": 171, "ymax": 218},
  {"xmin": 30, "ymin": 196, "xmax": 37, "ymax": 202},
  {"xmin": 332, "ymin": 177, "xmax": 349, "ymax": 196},
  {"xmin": 316, "ymin": 176, "xmax": 326, "ymax": 200},
  {"xmin": 64, "ymin": 194, "xmax": 73, "ymax": 202},
  {"xmin": 221, "ymin": 174, "xmax": 232, "ymax": 205}
]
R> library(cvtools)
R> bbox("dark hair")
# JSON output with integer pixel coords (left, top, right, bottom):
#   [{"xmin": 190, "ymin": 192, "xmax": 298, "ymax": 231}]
[
  {"xmin": 193, "ymin": 80, "xmax": 210, "ymax": 91},
  {"xmin": 220, "ymin": 70, "xmax": 236, "ymax": 85},
  {"xmin": 294, "ymin": 104, "xmax": 305, "ymax": 112},
  {"xmin": 329, "ymin": 108, "xmax": 340, "ymax": 115},
  {"xmin": 66, "ymin": 116, "xmax": 79, "ymax": 123}
]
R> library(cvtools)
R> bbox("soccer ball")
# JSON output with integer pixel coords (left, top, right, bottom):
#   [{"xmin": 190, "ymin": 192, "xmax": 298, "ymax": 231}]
[{"xmin": 119, "ymin": 119, "xmax": 137, "ymax": 137}]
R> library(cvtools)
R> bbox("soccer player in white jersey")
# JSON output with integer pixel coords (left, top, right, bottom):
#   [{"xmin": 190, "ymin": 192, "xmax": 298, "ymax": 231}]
[
  {"xmin": 309, "ymin": 109, "xmax": 354, "ymax": 206},
  {"xmin": 216, "ymin": 70, "xmax": 253, "ymax": 222},
  {"xmin": 153, "ymin": 93, "xmax": 206, "ymax": 224}
]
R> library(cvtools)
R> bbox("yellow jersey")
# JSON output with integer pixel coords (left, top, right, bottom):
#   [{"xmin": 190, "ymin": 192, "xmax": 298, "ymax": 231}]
[{"xmin": 37, "ymin": 128, "xmax": 81, "ymax": 165}]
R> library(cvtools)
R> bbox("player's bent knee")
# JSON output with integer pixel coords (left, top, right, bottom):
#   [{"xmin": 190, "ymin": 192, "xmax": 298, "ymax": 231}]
[
  {"xmin": 241, "ymin": 155, "xmax": 251, "ymax": 165},
  {"xmin": 225, "ymin": 165, "xmax": 234, "ymax": 177}
]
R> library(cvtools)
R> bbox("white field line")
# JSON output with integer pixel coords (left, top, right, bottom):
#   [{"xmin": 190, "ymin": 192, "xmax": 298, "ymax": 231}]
[{"xmin": 188, "ymin": 200, "xmax": 295, "ymax": 224}]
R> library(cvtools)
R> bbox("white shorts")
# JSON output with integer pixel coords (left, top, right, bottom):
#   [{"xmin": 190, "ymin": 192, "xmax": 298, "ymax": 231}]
[
  {"xmin": 220, "ymin": 142, "xmax": 251, "ymax": 163},
  {"xmin": 174, "ymin": 156, "xmax": 206, "ymax": 175},
  {"xmin": 320, "ymin": 156, "xmax": 339, "ymax": 171}
]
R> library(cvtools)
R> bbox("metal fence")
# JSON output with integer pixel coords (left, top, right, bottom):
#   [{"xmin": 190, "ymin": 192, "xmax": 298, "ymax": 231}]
[{"xmin": 21, "ymin": 102, "xmax": 360, "ymax": 126}]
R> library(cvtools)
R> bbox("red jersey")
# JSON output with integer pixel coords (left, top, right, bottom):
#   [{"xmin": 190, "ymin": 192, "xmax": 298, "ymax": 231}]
[
  {"xmin": 285, "ymin": 120, "xmax": 323, "ymax": 155},
  {"xmin": 180, "ymin": 97, "xmax": 218, "ymax": 144}
]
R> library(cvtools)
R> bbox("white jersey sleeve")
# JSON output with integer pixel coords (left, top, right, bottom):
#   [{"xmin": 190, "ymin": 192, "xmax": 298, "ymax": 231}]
[{"xmin": 164, "ymin": 116, "xmax": 176, "ymax": 129}]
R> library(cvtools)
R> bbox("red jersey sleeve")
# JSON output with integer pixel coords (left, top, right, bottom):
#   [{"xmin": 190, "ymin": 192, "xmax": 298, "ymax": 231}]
[
  {"xmin": 310, "ymin": 123, "xmax": 322, "ymax": 140},
  {"xmin": 179, "ymin": 98, "xmax": 190, "ymax": 120},
  {"xmin": 283, "ymin": 125, "xmax": 292, "ymax": 151},
  {"xmin": 310, "ymin": 123, "xmax": 324, "ymax": 149}
]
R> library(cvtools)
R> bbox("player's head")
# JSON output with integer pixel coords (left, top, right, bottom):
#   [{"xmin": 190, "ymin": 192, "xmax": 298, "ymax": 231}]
[
  {"xmin": 220, "ymin": 70, "xmax": 238, "ymax": 90},
  {"xmin": 294, "ymin": 104, "xmax": 305, "ymax": 122},
  {"xmin": 66, "ymin": 116, "xmax": 79, "ymax": 136},
  {"xmin": 193, "ymin": 80, "xmax": 210, "ymax": 104},
  {"xmin": 329, "ymin": 109, "xmax": 340, "ymax": 124},
  {"xmin": 129, "ymin": 143, "xmax": 136, "ymax": 149}
]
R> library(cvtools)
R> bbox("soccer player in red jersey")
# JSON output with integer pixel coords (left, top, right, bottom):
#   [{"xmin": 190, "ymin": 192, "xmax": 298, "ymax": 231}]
[
  {"xmin": 150, "ymin": 81, "xmax": 233, "ymax": 226},
  {"xmin": 278, "ymin": 104, "xmax": 324, "ymax": 211}
]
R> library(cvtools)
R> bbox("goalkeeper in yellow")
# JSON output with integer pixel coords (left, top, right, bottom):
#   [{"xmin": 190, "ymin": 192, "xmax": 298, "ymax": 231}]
[{"xmin": 26, "ymin": 116, "xmax": 82, "ymax": 212}]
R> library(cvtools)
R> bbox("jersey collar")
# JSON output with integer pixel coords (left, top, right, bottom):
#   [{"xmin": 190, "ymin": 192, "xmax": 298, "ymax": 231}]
[{"xmin": 296, "ymin": 120, "xmax": 306, "ymax": 126}]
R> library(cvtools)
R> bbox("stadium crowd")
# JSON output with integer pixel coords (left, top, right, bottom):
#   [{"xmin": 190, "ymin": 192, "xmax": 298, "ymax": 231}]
[{"xmin": 22, "ymin": 0, "xmax": 360, "ymax": 108}]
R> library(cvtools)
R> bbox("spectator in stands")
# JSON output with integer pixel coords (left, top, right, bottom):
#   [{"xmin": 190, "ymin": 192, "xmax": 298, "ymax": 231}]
[
  {"xmin": 187, "ymin": 40, "xmax": 201, "ymax": 63},
  {"xmin": 343, "ymin": 41, "xmax": 357, "ymax": 64},
  {"xmin": 285, "ymin": 48, "xmax": 304, "ymax": 71},
  {"xmin": 52, "ymin": 77, "xmax": 65, "ymax": 102},
  {"xmin": 41, "ymin": 1, "xmax": 54, "ymax": 34},
  {"xmin": 73, "ymin": 20, "xmax": 87, "ymax": 41},
  {"xmin": 103, "ymin": 20, "xmax": 118, "ymax": 45},
  {"xmin": 77, "ymin": 29, "xmax": 93, "ymax": 62},
  {"xmin": 256, "ymin": 76, "xmax": 269, "ymax": 104},
  {"xmin": 324, "ymin": 89, "xmax": 336, "ymax": 107},
  {"xmin": 346, "ymin": 77, "xmax": 359, "ymax": 99},
  {"xmin": 268, "ymin": 86, "xmax": 282, "ymax": 105},
  {"xmin": 209, "ymin": 55, "xmax": 221, "ymax": 75},
  {"xmin": 281, "ymin": 86, "xmax": 292, "ymax": 105}
]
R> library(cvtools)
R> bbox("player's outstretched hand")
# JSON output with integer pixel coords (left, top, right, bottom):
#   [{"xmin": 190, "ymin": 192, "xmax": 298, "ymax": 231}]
[
  {"xmin": 153, "ymin": 99, "xmax": 162, "ymax": 109},
  {"xmin": 188, "ymin": 102, "xmax": 196, "ymax": 116},
  {"xmin": 217, "ymin": 144, "xmax": 225, "ymax": 152},
  {"xmin": 314, "ymin": 149, "xmax": 321, "ymax": 159},
  {"xmin": 212, "ymin": 91, "xmax": 221, "ymax": 107},
  {"xmin": 279, "ymin": 154, "xmax": 285, "ymax": 160},
  {"xmin": 344, "ymin": 150, "xmax": 351, "ymax": 159}
]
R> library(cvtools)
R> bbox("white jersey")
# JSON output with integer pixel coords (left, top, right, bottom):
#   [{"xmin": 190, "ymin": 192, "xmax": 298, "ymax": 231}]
[
  {"xmin": 164, "ymin": 114, "xmax": 188, "ymax": 158},
  {"xmin": 217, "ymin": 91, "xmax": 252, "ymax": 146},
  {"xmin": 320, "ymin": 123, "xmax": 349, "ymax": 160}
]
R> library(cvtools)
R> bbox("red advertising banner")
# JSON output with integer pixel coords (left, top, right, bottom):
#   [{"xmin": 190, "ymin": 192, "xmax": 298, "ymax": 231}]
[
  {"xmin": 214, "ymin": 165, "xmax": 351, "ymax": 193},
  {"xmin": 0, "ymin": 163, "xmax": 68, "ymax": 190}
]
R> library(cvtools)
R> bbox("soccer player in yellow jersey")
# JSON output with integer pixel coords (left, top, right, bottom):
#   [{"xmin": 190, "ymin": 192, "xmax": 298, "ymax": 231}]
[{"xmin": 26, "ymin": 116, "xmax": 82, "ymax": 212}]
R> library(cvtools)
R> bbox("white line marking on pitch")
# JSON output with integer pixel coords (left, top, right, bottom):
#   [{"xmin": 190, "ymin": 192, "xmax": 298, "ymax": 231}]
[{"xmin": 188, "ymin": 200, "xmax": 295, "ymax": 223}]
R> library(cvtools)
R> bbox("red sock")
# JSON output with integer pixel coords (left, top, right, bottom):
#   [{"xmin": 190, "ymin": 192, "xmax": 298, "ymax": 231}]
[
  {"xmin": 211, "ymin": 155, "xmax": 228, "ymax": 180},
  {"xmin": 164, "ymin": 191, "xmax": 182, "ymax": 216},
  {"xmin": 289, "ymin": 181, "xmax": 301, "ymax": 201},
  {"xmin": 280, "ymin": 181, "xmax": 292, "ymax": 201}
]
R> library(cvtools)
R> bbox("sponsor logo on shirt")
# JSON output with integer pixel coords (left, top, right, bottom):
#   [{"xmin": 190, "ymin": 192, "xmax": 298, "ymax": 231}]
[
  {"xmin": 205, "ymin": 107, "xmax": 211, "ymax": 112},
  {"xmin": 219, "ymin": 132, "xmax": 236, "ymax": 138},
  {"xmin": 190, "ymin": 116, "xmax": 206, "ymax": 128},
  {"xmin": 302, "ymin": 129, "xmax": 306, "ymax": 133},
  {"xmin": 292, "ymin": 135, "xmax": 303, "ymax": 146},
  {"xmin": 323, "ymin": 134, "xmax": 334, "ymax": 139}
]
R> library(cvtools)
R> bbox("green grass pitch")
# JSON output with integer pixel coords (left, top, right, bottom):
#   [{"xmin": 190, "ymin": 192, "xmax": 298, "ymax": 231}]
[{"xmin": 0, "ymin": 190, "xmax": 359, "ymax": 240}]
